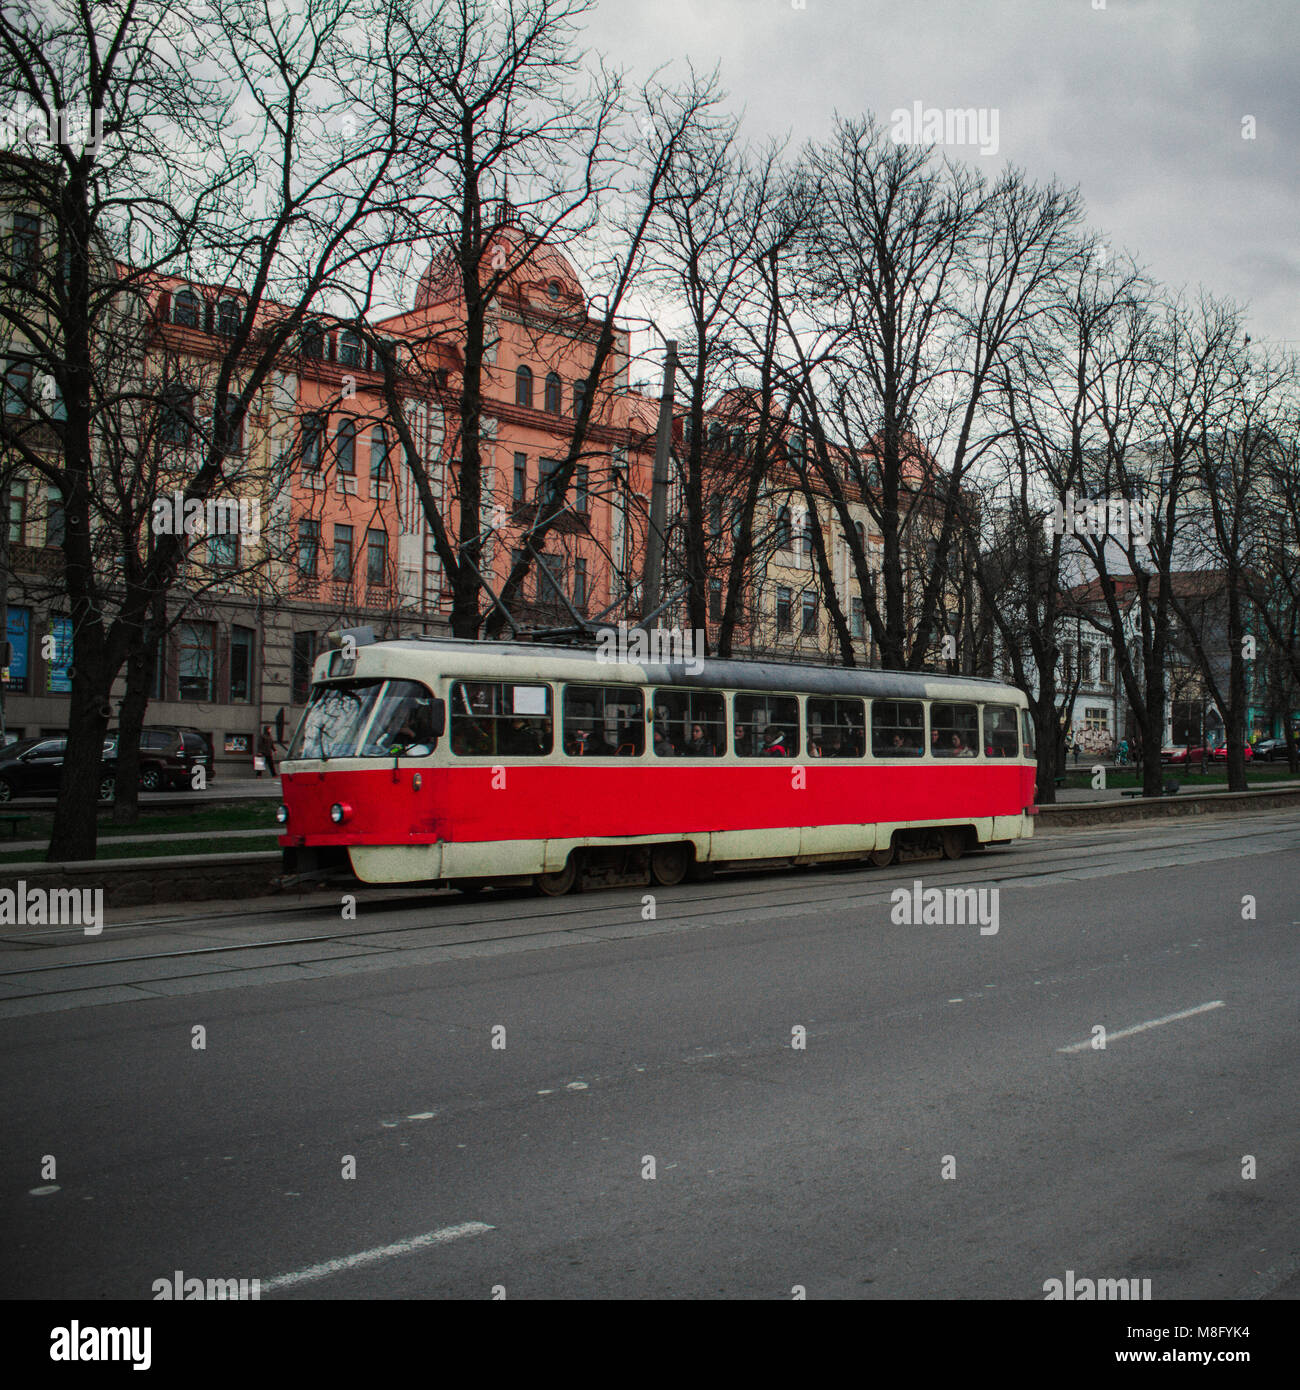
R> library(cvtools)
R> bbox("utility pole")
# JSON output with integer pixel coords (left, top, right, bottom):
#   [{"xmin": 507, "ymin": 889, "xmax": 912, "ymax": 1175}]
[{"xmin": 641, "ymin": 340, "xmax": 676, "ymax": 623}]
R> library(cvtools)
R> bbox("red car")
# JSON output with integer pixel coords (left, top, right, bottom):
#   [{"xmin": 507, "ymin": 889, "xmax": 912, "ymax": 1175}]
[{"xmin": 1161, "ymin": 743, "xmax": 1252, "ymax": 764}]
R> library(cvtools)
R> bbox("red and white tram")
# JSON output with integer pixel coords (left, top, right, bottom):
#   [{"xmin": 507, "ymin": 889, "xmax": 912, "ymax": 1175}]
[{"xmin": 277, "ymin": 634, "xmax": 1037, "ymax": 894}]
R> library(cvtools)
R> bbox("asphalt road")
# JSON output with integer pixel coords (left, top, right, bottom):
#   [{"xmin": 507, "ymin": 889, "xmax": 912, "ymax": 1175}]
[{"xmin": 2, "ymin": 811, "xmax": 1297, "ymax": 1300}]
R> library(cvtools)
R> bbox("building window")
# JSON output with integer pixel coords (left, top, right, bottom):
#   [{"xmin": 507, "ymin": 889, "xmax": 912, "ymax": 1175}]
[
  {"xmin": 11, "ymin": 211, "xmax": 40, "ymax": 276},
  {"xmin": 178, "ymin": 621, "xmax": 216, "ymax": 701},
  {"xmin": 515, "ymin": 364, "xmax": 533, "ymax": 408},
  {"xmin": 851, "ymin": 597, "xmax": 865, "ymax": 639},
  {"xmin": 801, "ymin": 592, "xmax": 818, "ymax": 636},
  {"xmin": 775, "ymin": 506, "xmax": 792, "ymax": 550},
  {"xmin": 709, "ymin": 578, "xmax": 722, "ymax": 621},
  {"xmin": 7, "ymin": 478, "xmax": 27, "ymax": 544},
  {"xmin": 574, "ymin": 464, "xmax": 588, "ymax": 514},
  {"xmin": 216, "ymin": 298, "xmax": 241, "ymax": 336},
  {"xmin": 230, "ymin": 626, "xmax": 254, "ymax": 702},
  {"xmin": 217, "ymin": 391, "xmax": 244, "ymax": 456},
  {"xmin": 333, "ymin": 523, "xmax": 354, "ymax": 580},
  {"xmin": 2, "ymin": 359, "xmax": 32, "ymax": 416},
  {"xmin": 544, "ymin": 372, "xmax": 562, "ymax": 414},
  {"xmin": 1099, "ymin": 647, "xmax": 1109, "ymax": 683},
  {"xmin": 338, "ymin": 330, "xmax": 363, "ymax": 367},
  {"xmin": 291, "ymin": 632, "xmax": 317, "ymax": 704},
  {"xmin": 159, "ymin": 383, "xmax": 193, "ymax": 444},
  {"xmin": 46, "ymin": 486, "xmax": 65, "ymax": 547},
  {"xmin": 209, "ymin": 532, "xmax": 239, "ymax": 569},
  {"xmin": 335, "ymin": 417, "xmax": 356, "ymax": 474},
  {"xmin": 297, "ymin": 519, "xmax": 320, "ymax": 575},
  {"xmin": 172, "ymin": 288, "xmax": 201, "ymax": 328},
  {"xmin": 366, "ymin": 528, "xmax": 388, "ymax": 585},
  {"xmin": 537, "ymin": 551, "xmax": 564, "ymax": 602},
  {"xmin": 1085, "ymin": 707, "xmax": 1109, "ymax": 732},
  {"xmin": 709, "ymin": 495, "xmax": 722, "ymax": 538},
  {"xmin": 573, "ymin": 378, "xmax": 588, "ymax": 417},
  {"xmin": 776, "ymin": 585, "xmax": 792, "ymax": 633},
  {"xmin": 370, "ymin": 425, "xmax": 389, "ymax": 481},
  {"xmin": 301, "ymin": 414, "xmax": 324, "ymax": 471},
  {"xmin": 300, "ymin": 327, "xmax": 324, "ymax": 359},
  {"xmin": 513, "ymin": 452, "xmax": 527, "ymax": 503},
  {"xmin": 573, "ymin": 557, "xmax": 588, "ymax": 612},
  {"xmin": 539, "ymin": 458, "xmax": 562, "ymax": 516}
]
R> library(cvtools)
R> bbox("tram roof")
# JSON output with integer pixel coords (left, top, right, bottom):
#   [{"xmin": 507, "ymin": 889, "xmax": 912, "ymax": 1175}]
[{"xmin": 344, "ymin": 636, "xmax": 1026, "ymax": 705}]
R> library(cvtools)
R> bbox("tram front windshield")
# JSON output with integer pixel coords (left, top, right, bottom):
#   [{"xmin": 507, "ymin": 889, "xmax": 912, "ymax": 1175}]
[{"xmin": 289, "ymin": 679, "xmax": 437, "ymax": 759}]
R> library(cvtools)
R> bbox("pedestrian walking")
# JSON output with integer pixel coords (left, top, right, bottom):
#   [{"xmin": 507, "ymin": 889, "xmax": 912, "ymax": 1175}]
[{"xmin": 257, "ymin": 725, "xmax": 279, "ymax": 777}]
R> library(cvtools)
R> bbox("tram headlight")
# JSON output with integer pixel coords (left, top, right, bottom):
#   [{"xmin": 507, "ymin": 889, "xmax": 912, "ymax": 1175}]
[
  {"xmin": 276, "ymin": 804, "xmax": 289, "ymax": 825},
  {"xmin": 330, "ymin": 802, "xmax": 352, "ymax": 824}
]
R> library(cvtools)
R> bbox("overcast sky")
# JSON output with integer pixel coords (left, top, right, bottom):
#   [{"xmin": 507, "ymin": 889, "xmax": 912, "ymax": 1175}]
[{"xmin": 583, "ymin": 0, "xmax": 1298, "ymax": 352}]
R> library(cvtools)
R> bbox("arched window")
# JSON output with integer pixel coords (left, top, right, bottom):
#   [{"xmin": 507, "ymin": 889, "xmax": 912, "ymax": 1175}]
[
  {"xmin": 708, "ymin": 422, "xmax": 724, "ymax": 451},
  {"xmin": 573, "ymin": 378, "xmax": 588, "ymax": 418},
  {"xmin": 216, "ymin": 299, "xmax": 240, "ymax": 336},
  {"xmin": 788, "ymin": 432, "xmax": 805, "ymax": 465},
  {"xmin": 731, "ymin": 428, "xmax": 745, "ymax": 454},
  {"xmin": 370, "ymin": 425, "xmax": 389, "ymax": 481},
  {"xmin": 544, "ymin": 372, "xmax": 562, "ymax": 413},
  {"xmin": 301, "ymin": 327, "xmax": 324, "ymax": 360},
  {"xmin": 854, "ymin": 521, "xmax": 866, "ymax": 554},
  {"xmin": 515, "ymin": 364, "xmax": 533, "ymax": 408},
  {"xmin": 338, "ymin": 330, "xmax": 363, "ymax": 367},
  {"xmin": 776, "ymin": 505, "xmax": 792, "ymax": 550},
  {"xmin": 172, "ymin": 289, "xmax": 200, "ymax": 328},
  {"xmin": 335, "ymin": 417, "xmax": 356, "ymax": 474}
]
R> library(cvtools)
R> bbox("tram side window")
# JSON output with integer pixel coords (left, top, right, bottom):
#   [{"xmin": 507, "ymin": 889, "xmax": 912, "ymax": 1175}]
[
  {"xmin": 734, "ymin": 693, "xmax": 801, "ymax": 757},
  {"xmin": 653, "ymin": 689, "xmax": 725, "ymax": 757},
  {"xmin": 564, "ymin": 685, "xmax": 645, "ymax": 756},
  {"xmin": 1021, "ymin": 709, "xmax": 1036, "ymax": 758},
  {"xmin": 872, "ymin": 700, "xmax": 924, "ymax": 756},
  {"xmin": 806, "ymin": 697, "xmax": 865, "ymax": 758},
  {"xmin": 984, "ymin": 704, "xmax": 1019, "ymax": 757},
  {"xmin": 930, "ymin": 702, "xmax": 979, "ymax": 758},
  {"xmin": 450, "ymin": 681, "xmax": 552, "ymax": 756}
]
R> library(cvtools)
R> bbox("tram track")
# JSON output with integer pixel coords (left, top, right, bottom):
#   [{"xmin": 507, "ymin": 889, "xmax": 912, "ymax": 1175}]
[{"xmin": 1, "ymin": 814, "xmax": 1295, "ymax": 1008}]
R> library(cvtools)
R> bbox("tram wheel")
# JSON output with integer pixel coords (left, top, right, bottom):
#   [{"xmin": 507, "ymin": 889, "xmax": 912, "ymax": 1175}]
[
  {"xmin": 536, "ymin": 859, "xmax": 577, "ymax": 897},
  {"xmin": 869, "ymin": 844, "xmax": 895, "ymax": 868},
  {"xmin": 941, "ymin": 828, "xmax": 966, "ymax": 861},
  {"xmin": 650, "ymin": 842, "xmax": 690, "ymax": 887}
]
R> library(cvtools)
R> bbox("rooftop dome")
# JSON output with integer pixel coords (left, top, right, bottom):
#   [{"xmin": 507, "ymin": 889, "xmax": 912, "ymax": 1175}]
[{"xmin": 415, "ymin": 224, "xmax": 584, "ymax": 311}]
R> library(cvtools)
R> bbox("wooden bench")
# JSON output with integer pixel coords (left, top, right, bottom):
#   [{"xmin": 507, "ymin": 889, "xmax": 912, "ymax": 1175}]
[{"xmin": 0, "ymin": 813, "xmax": 31, "ymax": 838}]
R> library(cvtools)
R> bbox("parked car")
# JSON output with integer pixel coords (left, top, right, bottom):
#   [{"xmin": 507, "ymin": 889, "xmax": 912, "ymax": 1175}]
[
  {"xmin": 1161, "ymin": 742, "xmax": 1252, "ymax": 765},
  {"xmin": 1252, "ymin": 738, "xmax": 1293, "ymax": 763},
  {"xmin": 103, "ymin": 726, "xmax": 215, "ymax": 790},
  {"xmin": 0, "ymin": 735, "xmax": 119, "ymax": 802}
]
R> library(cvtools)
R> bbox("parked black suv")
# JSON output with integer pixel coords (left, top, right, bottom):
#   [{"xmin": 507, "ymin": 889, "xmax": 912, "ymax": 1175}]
[{"xmin": 104, "ymin": 727, "xmax": 215, "ymax": 790}]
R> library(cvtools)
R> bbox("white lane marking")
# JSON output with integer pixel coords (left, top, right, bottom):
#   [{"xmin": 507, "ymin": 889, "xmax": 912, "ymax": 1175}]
[
  {"xmin": 1057, "ymin": 1000, "xmax": 1225, "ymax": 1054},
  {"xmin": 262, "ymin": 1221, "xmax": 493, "ymax": 1293}
]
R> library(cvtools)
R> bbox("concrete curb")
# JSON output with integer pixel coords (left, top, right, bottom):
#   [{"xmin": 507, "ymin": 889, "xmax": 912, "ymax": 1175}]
[{"xmin": 1037, "ymin": 784, "xmax": 1300, "ymax": 827}]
